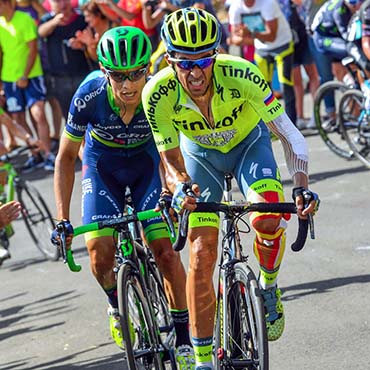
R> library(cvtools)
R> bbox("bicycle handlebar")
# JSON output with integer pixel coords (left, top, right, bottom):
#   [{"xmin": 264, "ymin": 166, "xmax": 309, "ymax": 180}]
[
  {"xmin": 173, "ymin": 201, "xmax": 310, "ymax": 253},
  {"xmin": 0, "ymin": 146, "xmax": 36, "ymax": 163},
  {"xmin": 56, "ymin": 208, "xmax": 175, "ymax": 272}
]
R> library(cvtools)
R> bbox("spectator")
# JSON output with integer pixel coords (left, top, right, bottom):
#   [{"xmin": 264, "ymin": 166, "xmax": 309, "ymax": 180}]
[
  {"xmin": 74, "ymin": 1, "xmax": 119, "ymax": 63},
  {"xmin": 0, "ymin": 0, "xmax": 54, "ymax": 172},
  {"xmin": 0, "ymin": 200, "xmax": 22, "ymax": 264},
  {"xmin": 229, "ymin": 0, "xmax": 297, "ymax": 126},
  {"xmin": 38, "ymin": 0, "xmax": 92, "ymax": 126},
  {"xmin": 279, "ymin": 0, "xmax": 320, "ymax": 130}
]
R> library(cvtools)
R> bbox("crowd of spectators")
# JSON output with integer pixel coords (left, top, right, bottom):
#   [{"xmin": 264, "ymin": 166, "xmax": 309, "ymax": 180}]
[{"xmin": 0, "ymin": 0, "xmax": 368, "ymax": 172}]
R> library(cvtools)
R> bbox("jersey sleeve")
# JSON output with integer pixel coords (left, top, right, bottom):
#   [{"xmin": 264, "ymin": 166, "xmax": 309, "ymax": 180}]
[
  {"xmin": 244, "ymin": 62, "xmax": 285, "ymax": 122},
  {"xmin": 142, "ymin": 70, "xmax": 180, "ymax": 152},
  {"xmin": 64, "ymin": 89, "xmax": 89, "ymax": 142},
  {"xmin": 22, "ymin": 13, "xmax": 38, "ymax": 43}
]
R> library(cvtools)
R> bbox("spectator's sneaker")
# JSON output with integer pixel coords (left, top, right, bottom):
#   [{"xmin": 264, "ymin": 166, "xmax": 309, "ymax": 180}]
[
  {"xmin": 306, "ymin": 115, "xmax": 317, "ymax": 130},
  {"xmin": 261, "ymin": 286, "xmax": 285, "ymax": 341},
  {"xmin": 21, "ymin": 154, "xmax": 44, "ymax": 173},
  {"xmin": 44, "ymin": 153, "xmax": 55, "ymax": 171},
  {"xmin": 107, "ymin": 305, "xmax": 135, "ymax": 349},
  {"xmin": 0, "ymin": 245, "xmax": 10, "ymax": 266},
  {"xmin": 175, "ymin": 344, "xmax": 195, "ymax": 370},
  {"xmin": 296, "ymin": 118, "xmax": 307, "ymax": 130}
]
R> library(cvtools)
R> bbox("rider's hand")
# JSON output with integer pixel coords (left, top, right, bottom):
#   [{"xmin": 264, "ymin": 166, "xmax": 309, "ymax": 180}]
[
  {"xmin": 171, "ymin": 182, "xmax": 199, "ymax": 214},
  {"xmin": 155, "ymin": 190, "xmax": 178, "ymax": 222},
  {"xmin": 292, "ymin": 187, "xmax": 320, "ymax": 219},
  {"xmin": 51, "ymin": 219, "xmax": 74, "ymax": 247}
]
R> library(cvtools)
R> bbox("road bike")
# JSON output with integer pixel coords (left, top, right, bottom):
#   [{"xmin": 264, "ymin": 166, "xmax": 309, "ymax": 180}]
[
  {"xmin": 338, "ymin": 87, "xmax": 370, "ymax": 169},
  {"xmin": 55, "ymin": 191, "xmax": 177, "ymax": 370},
  {"xmin": 173, "ymin": 174, "xmax": 312, "ymax": 370},
  {"xmin": 0, "ymin": 146, "xmax": 57, "ymax": 264},
  {"xmin": 313, "ymin": 57, "xmax": 361, "ymax": 159}
]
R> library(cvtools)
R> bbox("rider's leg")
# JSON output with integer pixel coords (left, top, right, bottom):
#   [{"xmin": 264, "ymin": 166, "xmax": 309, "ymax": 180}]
[
  {"xmin": 187, "ymin": 224, "xmax": 219, "ymax": 370},
  {"xmin": 149, "ymin": 237, "xmax": 192, "ymax": 348}
]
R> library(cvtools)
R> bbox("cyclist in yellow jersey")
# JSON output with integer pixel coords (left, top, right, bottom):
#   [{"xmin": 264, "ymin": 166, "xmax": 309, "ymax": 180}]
[{"xmin": 142, "ymin": 8, "xmax": 320, "ymax": 369}]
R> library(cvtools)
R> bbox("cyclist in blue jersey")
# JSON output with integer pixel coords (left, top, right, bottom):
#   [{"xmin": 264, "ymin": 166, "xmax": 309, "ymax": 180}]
[
  {"xmin": 142, "ymin": 8, "xmax": 320, "ymax": 369},
  {"xmin": 51, "ymin": 26, "xmax": 194, "ymax": 369}
]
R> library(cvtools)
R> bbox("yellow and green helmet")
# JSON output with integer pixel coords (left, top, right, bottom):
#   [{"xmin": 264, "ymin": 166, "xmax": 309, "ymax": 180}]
[
  {"xmin": 161, "ymin": 7, "xmax": 221, "ymax": 55},
  {"xmin": 97, "ymin": 26, "xmax": 152, "ymax": 70}
]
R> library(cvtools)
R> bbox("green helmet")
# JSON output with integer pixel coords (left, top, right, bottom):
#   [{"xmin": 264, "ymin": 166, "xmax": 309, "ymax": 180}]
[{"xmin": 97, "ymin": 26, "xmax": 152, "ymax": 70}]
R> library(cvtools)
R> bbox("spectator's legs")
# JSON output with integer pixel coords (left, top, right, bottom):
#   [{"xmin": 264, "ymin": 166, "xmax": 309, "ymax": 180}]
[
  {"xmin": 29, "ymin": 100, "xmax": 51, "ymax": 155},
  {"xmin": 275, "ymin": 43, "xmax": 296, "ymax": 125}
]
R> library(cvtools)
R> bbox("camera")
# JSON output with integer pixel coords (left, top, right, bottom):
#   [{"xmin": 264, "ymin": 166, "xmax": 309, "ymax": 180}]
[{"xmin": 145, "ymin": 0, "xmax": 159, "ymax": 11}]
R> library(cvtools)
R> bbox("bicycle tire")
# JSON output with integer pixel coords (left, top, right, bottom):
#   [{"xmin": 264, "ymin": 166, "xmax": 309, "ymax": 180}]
[
  {"xmin": 117, "ymin": 263, "xmax": 164, "ymax": 370},
  {"xmin": 17, "ymin": 180, "xmax": 58, "ymax": 261},
  {"xmin": 314, "ymin": 80, "xmax": 355, "ymax": 159},
  {"xmin": 215, "ymin": 263, "xmax": 268, "ymax": 370},
  {"xmin": 147, "ymin": 259, "xmax": 177, "ymax": 370},
  {"xmin": 339, "ymin": 89, "xmax": 370, "ymax": 169}
]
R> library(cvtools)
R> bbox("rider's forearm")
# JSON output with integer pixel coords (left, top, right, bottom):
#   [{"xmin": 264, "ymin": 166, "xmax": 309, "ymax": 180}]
[
  {"xmin": 159, "ymin": 149, "xmax": 191, "ymax": 193},
  {"xmin": 54, "ymin": 154, "xmax": 76, "ymax": 221},
  {"xmin": 267, "ymin": 112, "xmax": 309, "ymax": 177}
]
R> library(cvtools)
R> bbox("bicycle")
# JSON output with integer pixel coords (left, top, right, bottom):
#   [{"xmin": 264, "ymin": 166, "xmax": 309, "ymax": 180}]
[
  {"xmin": 338, "ymin": 87, "xmax": 370, "ymax": 168},
  {"xmin": 173, "ymin": 174, "xmax": 312, "ymax": 370},
  {"xmin": 54, "ymin": 190, "xmax": 178, "ymax": 370},
  {"xmin": 0, "ymin": 146, "xmax": 57, "ymax": 263},
  {"xmin": 313, "ymin": 56, "xmax": 362, "ymax": 159}
]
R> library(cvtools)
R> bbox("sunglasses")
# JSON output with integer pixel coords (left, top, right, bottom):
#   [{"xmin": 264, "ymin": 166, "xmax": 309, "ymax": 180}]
[
  {"xmin": 105, "ymin": 67, "xmax": 148, "ymax": 83},
  {"xmin": 168, "ymin": 54, "xmax": 217, "ymax": 71}
]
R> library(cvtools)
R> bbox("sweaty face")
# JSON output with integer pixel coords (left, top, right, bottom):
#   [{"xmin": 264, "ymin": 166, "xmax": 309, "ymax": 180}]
[
  {"xmin": 171, "ymin": 51, "xmax": 216, "ymax": 99},
  {"xmin": 105, "ymin": 66, "xmax": 149, "ymax": 106}
]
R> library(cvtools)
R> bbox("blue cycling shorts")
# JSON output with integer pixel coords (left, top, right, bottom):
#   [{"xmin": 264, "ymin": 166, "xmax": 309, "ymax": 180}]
[
  {"xmin": 81, "ymin": 140, "xmax": 168, "ymax": 242},
  {"xmin": 179, "ymin": 122, "xmax": 284, "ymax": 227}
]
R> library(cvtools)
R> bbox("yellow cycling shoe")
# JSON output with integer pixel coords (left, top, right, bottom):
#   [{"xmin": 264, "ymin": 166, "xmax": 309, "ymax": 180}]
[
  {"xmin": 108, "ymin": 305, "xmax": 136, "ymax": 349},
  {"xmin": 261, "ymin": 286, "xmax": 285, "ymax": 341},
  {"xmin": 108, "ymin": 306, "xmax": 125, "ymax": 349}
]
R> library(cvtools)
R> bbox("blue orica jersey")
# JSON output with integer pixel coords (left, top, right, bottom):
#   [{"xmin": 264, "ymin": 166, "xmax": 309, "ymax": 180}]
[{"xmin": 65, "ymin": 74, "xmax": 154, "ymax": 155}]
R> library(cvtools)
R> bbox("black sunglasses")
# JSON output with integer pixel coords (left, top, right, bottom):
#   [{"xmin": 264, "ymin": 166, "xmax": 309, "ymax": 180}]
[{"xmin": 106, "ymin": 67, "xmax": 148, "ymax": 83}]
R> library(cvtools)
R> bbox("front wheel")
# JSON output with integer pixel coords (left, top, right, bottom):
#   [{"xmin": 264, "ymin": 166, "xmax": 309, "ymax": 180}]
[
  {"xmin": 17, "ymin": 180, "xmax": 58, "ymax": 261},
  {"xmin": 118, "ymin": 263, "xmax": 164, "ymax": 370},
  {"xmin": 314, "ymin": 81, "xmax": 354, "ymax": 159},
  {"xmin": 339, "ymin": 89, "xmax": 370, "ymax": 169},
  {"xmin": 215, "ymin": 263, "xmax": 268, "ymax": 370}
]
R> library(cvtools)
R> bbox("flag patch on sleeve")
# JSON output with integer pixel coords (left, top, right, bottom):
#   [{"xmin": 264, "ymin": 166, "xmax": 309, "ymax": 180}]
[{"xmin": 263, "ymin": 92, "xmax": 275, "ymax": 106}]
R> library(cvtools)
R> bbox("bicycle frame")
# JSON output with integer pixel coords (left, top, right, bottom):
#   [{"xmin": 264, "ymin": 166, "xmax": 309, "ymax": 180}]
[
  {"xmin": 217, "ymin": 174, "xmax": 255, "ymax": 367},
  {"xmin": 0, "ymin": 162, "xmax": 18, "ymax": 203}
]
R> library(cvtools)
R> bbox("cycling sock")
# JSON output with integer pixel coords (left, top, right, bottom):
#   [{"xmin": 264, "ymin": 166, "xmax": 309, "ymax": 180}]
[
  {"xmin": 104, "ymin": 286, "xmax": 118, "ymax": 309},
  {"xmin": 192, "ymin": 336, "xmax": 213, "ymax": 368},
  {"xmin": 170, "ymin": 309, "xmax": 192, "ymax": 347},
  {"xmin": 253, "ymin": 225, "xmax": 286, "ymax": 290}
]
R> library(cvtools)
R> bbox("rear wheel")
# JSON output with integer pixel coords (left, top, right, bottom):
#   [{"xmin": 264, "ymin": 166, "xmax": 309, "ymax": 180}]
[
  {"xmin": 314, "ymin": 81, "xmax": 354, "ymax": 159},
  {"xmin": 215, "ymin": 263, "xmax": 268, "ymax": 370},
  {"xmin": 118, "ymin": 263, "xmax": 164, "ymax": 370},
  {"xmin": 17, "ymin": 180, "xmax": 58, "ymax": 261},
  {"xmin": 339, "ymin": 89, "xmax": 370, "ymax": 168}
]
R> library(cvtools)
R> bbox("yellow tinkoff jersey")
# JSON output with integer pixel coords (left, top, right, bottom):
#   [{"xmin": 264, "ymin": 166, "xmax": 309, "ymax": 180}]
[{"xmin": 142, "ymin": 54, "xmax": 285, "ymax": 154}]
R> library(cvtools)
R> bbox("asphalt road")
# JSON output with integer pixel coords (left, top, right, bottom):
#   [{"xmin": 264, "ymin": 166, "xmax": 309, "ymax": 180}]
[{"xmin": 1, "ymin": 129, "xmax": 370, "ymax": 370}]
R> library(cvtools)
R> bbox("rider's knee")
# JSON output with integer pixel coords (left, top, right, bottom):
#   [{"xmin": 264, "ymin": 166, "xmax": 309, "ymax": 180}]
[
  {"xmin": 87, "ymin": 238, "xmax": 115, "ymax": 275},
  {"xmin": 251, "ymin": 215, "xmax": 282, "ymax": 235}
]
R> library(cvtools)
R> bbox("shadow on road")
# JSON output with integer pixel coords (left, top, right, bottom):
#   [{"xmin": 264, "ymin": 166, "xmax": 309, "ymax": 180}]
[
  {"xmin": 0, "ymin": 291, "xmax": 80, "ymax": 341},
  {"xmin": 0, "ymin": 344, "xmax": 125, "ymax": 370},
  {"xmin": 282, "ymin": 273, "xmax": 370, "ymax": 301}
]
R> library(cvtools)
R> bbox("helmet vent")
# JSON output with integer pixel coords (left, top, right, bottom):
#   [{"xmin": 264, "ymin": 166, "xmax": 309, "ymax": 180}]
[
  {"xmin": 108, "ymin": 39, "xmax": 117, "ymax": 67},
  {"xmin": 131, "ymin": 36, "xmax": 139, "ymax": 66},
  {"xmin": 118, "ymin": 38, "xmax": 127, "ymax": 67}
]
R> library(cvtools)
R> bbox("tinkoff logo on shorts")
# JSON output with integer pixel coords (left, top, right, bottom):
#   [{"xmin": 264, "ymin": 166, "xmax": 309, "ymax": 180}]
[{"xmin": 263, "ymin": 92, "xmax": 275, "ymax": 106}]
